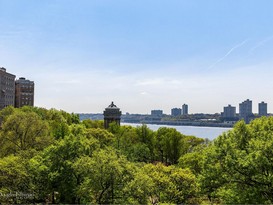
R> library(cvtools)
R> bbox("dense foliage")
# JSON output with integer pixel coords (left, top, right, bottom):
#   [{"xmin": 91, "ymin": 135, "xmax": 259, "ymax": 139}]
[{"xmin": 0, "ymin": 106, "xmax": 273, "ymax": 204}]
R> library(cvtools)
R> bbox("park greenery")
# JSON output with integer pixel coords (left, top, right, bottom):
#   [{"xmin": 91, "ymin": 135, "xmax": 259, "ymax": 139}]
[{"xmin": 0, "ymin": 106, "xmax": 273, "ymax": 204}]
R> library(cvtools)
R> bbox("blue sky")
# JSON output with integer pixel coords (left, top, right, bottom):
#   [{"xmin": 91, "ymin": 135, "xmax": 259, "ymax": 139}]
[{"xmin": 1, "ymin": 0, "xmax": 273, "ymax": 114}]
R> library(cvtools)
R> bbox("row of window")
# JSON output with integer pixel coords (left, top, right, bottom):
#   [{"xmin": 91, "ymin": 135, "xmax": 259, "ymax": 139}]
[
  {"xmin": 21, "ymin": 97, "xmax": 33, "ymax": 100},
  {"xmin": 18, "ymin": 85, "xmax": 34, "ymax": 88},
  {"xmin": 21, "ymin": 102, "xmax": 32, "ymax": 105}
]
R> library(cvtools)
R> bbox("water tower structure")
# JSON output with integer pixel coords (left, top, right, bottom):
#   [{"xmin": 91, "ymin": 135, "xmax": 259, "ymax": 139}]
[{"xmin": 103, "ymin": 101, "xmax": 122, "ymax": 129}]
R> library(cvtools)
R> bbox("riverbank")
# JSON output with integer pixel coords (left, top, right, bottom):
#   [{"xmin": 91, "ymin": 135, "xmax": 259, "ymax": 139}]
[{"xmin": 122, "ymin": 120, "xmax": 234, "ymax": 128}]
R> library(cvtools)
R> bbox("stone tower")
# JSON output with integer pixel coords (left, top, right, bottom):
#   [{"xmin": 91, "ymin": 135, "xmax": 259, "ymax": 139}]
[{"xmin": 103, "ymin": 101, "xmax": 122, "ymax": 129}]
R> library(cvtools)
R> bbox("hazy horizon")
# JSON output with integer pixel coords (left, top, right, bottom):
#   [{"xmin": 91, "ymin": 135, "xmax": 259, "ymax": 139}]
[{"xmin": 1, "ymin": 0, "xmax": 273, "ymax": 114}]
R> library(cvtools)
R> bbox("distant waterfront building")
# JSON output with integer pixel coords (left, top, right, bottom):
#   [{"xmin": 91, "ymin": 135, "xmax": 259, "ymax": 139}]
[
  {"xmin": 258, "ymin": 101, "xmax": 267, "ymax": 116},
  {"xmin": 171, "ymin": 108, "xmax": 182, "ymax": 116},
  {"xmin": 151, "ymin": 110, "xmax": 163, "ymax": 116},
  {"xmin": 103, "ymin": 101, "xmax": 122, "ymax": 129},
  {"xmin": 182, "ymin": 104, "xmax": 188, "ymax": 115},
  {"xmin": 0, "ymin": 67, "xmax": 16, "ymax": 110},
  {"xmin": 221, "ymin": 104, "xmax": 238, "ymax": 123},
  {"xmin": 223, "ymin": 104, "xmax": 236, "ymax": 118},
  {"xmin": 15, "ymin": 77, "xmax": 34, "ymax": 108},
  {"xmin": 239, "ymin": 99, "xmax": 253, "ymax": 123}
]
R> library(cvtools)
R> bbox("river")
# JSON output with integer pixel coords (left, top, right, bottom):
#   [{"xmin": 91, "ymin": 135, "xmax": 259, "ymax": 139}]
[{"xmin": 121, "ymin": 123, "xmax": 232, "ymax": 140}]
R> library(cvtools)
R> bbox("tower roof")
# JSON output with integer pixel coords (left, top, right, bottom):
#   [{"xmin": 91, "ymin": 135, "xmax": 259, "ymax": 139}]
[
  {"xmin": 107, "ymin": 101, "xmax": 119, "ymax": 109},
  {"xmin": 103, "ymin": 101, "xmax": 122, "ymax": 117}
]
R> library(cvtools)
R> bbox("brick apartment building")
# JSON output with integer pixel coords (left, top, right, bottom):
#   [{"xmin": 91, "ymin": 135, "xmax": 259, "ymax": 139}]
[
  {"xmin": 0, "ymin": 67, "xmax": 34, "ymax": 109},
  {"xmin": 15, "ymin": 77, "xmax": 35, "ymax": 107},
  {"xmin": 0, "ymin": 67, "xmax": 16, "ymax": 109}
]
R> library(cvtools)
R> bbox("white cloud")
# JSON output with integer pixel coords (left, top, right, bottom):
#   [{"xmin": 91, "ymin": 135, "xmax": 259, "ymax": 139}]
[
  {"xmin": 135, "ymin": 78, "xmax": 164, "ymax": 86},
  {"xmin": 140, "ymin": 91, "xmax": 149, "ymax": 95},
  {"xmin": 135, "ymin": 78, "xmax": 182, "ymax": 88}
]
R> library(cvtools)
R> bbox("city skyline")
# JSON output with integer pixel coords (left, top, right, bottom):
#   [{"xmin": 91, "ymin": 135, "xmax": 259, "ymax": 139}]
[{"xmin": 1, "ymin": 1, "xmax": 273, "ymax": 114}]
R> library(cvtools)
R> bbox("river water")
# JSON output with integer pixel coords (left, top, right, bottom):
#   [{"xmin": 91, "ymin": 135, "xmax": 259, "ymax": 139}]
[{"xmin": 121, "ymin": 123, "xmax": 232, "ymax": 141}]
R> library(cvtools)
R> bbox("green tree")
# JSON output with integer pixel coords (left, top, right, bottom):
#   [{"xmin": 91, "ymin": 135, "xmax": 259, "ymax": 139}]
[
  {"xmin": 29, "ymin": 133, "xmax": 99, "ymax": 203},
  {"xmin": 108, "ymin": 121, "xmax": 121, "ymax": 134},
  {"xmin": 113, "ymin": 125, "xmax": 138, "ymax": 150},
  {"xmin": 74, "ymin": 148, "xmax": 136, "ymax": 204},
  {"xmin": 0, "ymin": 106, "xmax": 15, "ymax": 123},
  {"xmin": 125, "ymin": 163, "xmax": 198, "ymax": 204},
  {"xmin": 178, "ymin": 145, "xmax": 205, "ymax": 175},
  {"xmin": 200, "ymin": 118, "xmax": 273, "ymax": 203},
  {"xmin": 0, "ymin": 155, "xmax": 32, "ymax": 204},
  {"xmin": 86, "ymin": 128, "xmax": 114, "ymax": 148},
  {"xmin": 0, "ymin": 110, "xmax": 51, "ymax": 157},
  {"xmin": 23, "ymin": 106, "xmax": 49, "ymax": 120},
  {"xmin": 112, "ymin": 125, "xmax": 152, "ymax": 162},
  {"xmin": 82, "ymin": 119, "xmax": 104, "ymax": 129},
  {"xmin": 50, "ymin": 121, "xmax": 70, "ymax": 139},
  {"xmin": 181, "ymin": 135, "xmax": 205, "ymax": 154},
  {"xmin": 70, "ymin": 112, "xmax": 80, "ymax": 124},
  {"xmin": 155, "ymin": 127, "xmax": 185, "ymax": 164},
  {"xmin": 135, "ymin": 124, "xmax": 155, "ymax": 162}
]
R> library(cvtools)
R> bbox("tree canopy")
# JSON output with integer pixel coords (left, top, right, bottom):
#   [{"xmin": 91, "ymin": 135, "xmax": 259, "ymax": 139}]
[{"xmin": 1, "ymin": 106, "xmax": 273, "ymax": 204}]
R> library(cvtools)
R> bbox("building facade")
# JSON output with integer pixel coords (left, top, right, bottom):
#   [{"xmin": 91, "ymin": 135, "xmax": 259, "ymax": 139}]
[
  {"xmin": 103, "ymin": 102, "xmax": 122, "ymax": 129},
  {"xmin": 171, "ymin": 108, "xmax": 182, "ymax": 116},
  {"xmin": 182, "ymin": 104, "xmax": 188, "ymax": 115},
  {"xmin": 0, "ymin": 67, "xmax": 16, "ymax": 110},
  {"xmin": 151, "ymin": 110, "xmax": 163, "ymax": 116},
  {"xmin": 15, "ymin": 77, "xmax": 35, "ymax": 108},
  {"xmin": 258, "ymin": 101, "xmax": 267, "ymax": 116},
  {"xmin": 239, "ymin": 99, "xmax": 253, "ymax": 123},
  {"xmin": 221, "ymin": 104, "xmax": 238, "ymax": 123},
  {"xmin": 223, "ymin": 104, "xmax": 236, "ymax": 118}
]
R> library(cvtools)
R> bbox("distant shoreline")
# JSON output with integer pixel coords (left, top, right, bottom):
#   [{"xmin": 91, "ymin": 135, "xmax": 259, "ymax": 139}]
[
  {"xmin": 122, "ymin": 120, "xmax": 234, "ymax": 128},
  {"xmin": 78, "ymin": 113, "xmax": 234, "ymax": 128}
]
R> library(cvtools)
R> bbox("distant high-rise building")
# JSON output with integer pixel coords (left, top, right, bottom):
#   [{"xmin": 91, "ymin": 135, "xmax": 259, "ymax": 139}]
[
  {"xmin": 151, "ymin": 110, "xmax": 163, "ymax": 116},
  {"xmin": 103, "ymin": 101, "xmax": 122, "ymax": 129},
  {"xmin": 221, "ymin": 104, "xmax": 238, "ymax": 123},
  {"xmin": 182, "ymin": 104, "xmax": 188, "ymax": 115},
  {"xmin": 239, "ymin": 99, "xmax": 253, "ymax": 123},
  {"xmin": 258, "ymin": 101, "xmax": 267, "ymax": 116},
  {"xmin": 15, "ymin": 77, "xmax": 34, "ymax": 108},
  {"xmin": 0, "ymin": 67, "xmax": 16, "ymax": 110},
  {"xmin": 171, "ymin": 108, "xmax": 182, "ymax": 116},
  {"xmin": 223, "ymin": 104, "xmax": 236, "ymax": 118}
]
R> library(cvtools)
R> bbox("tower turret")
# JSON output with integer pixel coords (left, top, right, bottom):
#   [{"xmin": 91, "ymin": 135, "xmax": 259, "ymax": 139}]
[{"xmin": 103, "ymin": 101, "xmax": 122, "ymax": 129}]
